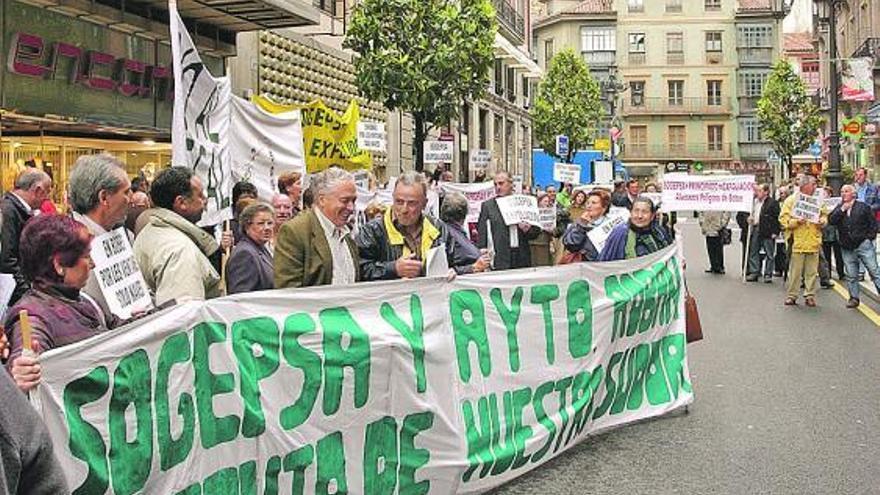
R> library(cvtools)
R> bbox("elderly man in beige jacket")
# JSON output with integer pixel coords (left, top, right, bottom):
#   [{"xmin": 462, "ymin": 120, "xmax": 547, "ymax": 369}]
[{"xmin": 699, "ymin": 210, "xmax": 732, "ymax": 274}]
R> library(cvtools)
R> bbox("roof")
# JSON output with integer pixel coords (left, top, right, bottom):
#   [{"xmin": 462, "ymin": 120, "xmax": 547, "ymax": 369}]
[
  {"xmin": 784, "ymin": 32, "xmax": 815, "ymax": 53},
  {"xmin": 738, "ymin": 0, "xmax": 771, "ymax": 10},
  {"xmin": 533, "ymin": 0, "xmax": 614, "ymax": 28}
]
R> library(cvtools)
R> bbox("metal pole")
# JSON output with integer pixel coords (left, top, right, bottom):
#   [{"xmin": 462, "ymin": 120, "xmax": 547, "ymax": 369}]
[{"xmin": 827, "ymin": 1, "xmax": 844, "ymax": 195}]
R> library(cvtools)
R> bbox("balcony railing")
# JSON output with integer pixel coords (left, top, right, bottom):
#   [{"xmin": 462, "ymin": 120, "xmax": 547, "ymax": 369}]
[
  {"xmin": 737, "ymin": 47, "xmax": 774, "ymax": 65},
  {"xmin": 622, "ymin": 97, "xmax": 733, "ymax": 115},
  {"xmin": 853, "ymin": 37, "xmax": 880, "ymax": 65},
  {"xmin": 628, "ymin": 52, "xmax": 646, "ymax": 65},
  {"xmin": 738, "ymin": 95, "xmax": 760, "ymax": 113},
  {"xmin": 494, "ymin": 0, "xmax": 525, "ymax": 43},
  {"xmin": 739, "ymin": 142, "xmax": 773, "ymax": 159},
  {"xmin": 583, "ymin": 50, "xmax": 617, "ymax": 67},
  {"xmin": 620, "ymin": 142, "xmax": 733, "ymax": 160},
  {"xmin": 313, "ymin": 0, "xmax": 335, "ymax": 15},
  {"xmin": 667, "ymin": 52, "xmax": 684, "ymax": 65}
]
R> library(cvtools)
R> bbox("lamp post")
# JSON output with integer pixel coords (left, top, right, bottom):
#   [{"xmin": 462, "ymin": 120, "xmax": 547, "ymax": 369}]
[
  {"xmin": 815, "ymin": 0, "xmax": 847, "ymax": 194},
  {"xmin": 602, "ymin": 66, "xmax": 627, "ymax": 166}
]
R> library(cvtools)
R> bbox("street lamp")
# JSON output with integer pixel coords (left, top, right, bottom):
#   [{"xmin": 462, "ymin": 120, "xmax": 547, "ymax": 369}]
[
  {"xmin": 815, "ymin": 0, "xmax": 847, "ymax": 194},
  {"xmin": 602, "ymin": 66, "xmax": 627, "ymax": 166}
]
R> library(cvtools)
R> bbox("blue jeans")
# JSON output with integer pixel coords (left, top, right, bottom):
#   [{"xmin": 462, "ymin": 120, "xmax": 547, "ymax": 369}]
[
  {"xmin": 841, "ymin": 239, "xmax": 880, "ymax": 300},
  {"xmin": 747, "ymin": 230, "xmax": 776, "ymax": 278}
]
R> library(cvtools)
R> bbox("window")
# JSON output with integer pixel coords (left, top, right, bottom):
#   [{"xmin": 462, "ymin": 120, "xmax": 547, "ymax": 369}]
[
  {"xmin": 666, "ymin": 0, "xmax": 682, "ymax": 13},
  {"xmin": 708, "ymin": 125, "xmax": 724, "ymax": 151},
  {"xmin": 667, "ymin": 32, "xmax": 684, "ymax": 64},
  {"xmin": 739, "ymin": 72, "xmax": 769, "ymax": 97},
  {"xmin": 494, "ymin": 59, "xmax": 504, "ymax": 95},
  {"xmin": 801, "ymin": 61, "xmax": 820, "ymax": 89},
  {"xmin": 707, "ymin": 80, "xmax": 722, "ymax": 106},
  {"xmin": 581, "ymin": 27, "xmax": 616, "ymax": 52},
  {"xmin": 705, "ymin": 0, "xmax": 721, "ymax": 11},
  {"xmin": 506, "ymin": 67, "xmax": 516, "ymax": 103},
  {"xmin": 544, "ymin": 39, "xmax": 555, "ymax": 65},
  {"xmin": 737, "ymin": 26, "xmax": 773, "ymax": 48},
  {"xmin": 630, "ymin": 81, "xmax": 645, "ymax": 106},
  {"xmin": 628, "ymin": 33, "xmax": 646, "ymax": 53},
  {"xmin": 743, "ymin": 119, "xmax": 763, "ymax": 142},
  {"xmin": 668, "ymin": 80, "xmax": 684, "ymax": 106},
  {"xmin": 705, "ymin": 31, "xmax": 722, "ymax": 52},
  {"xmin": 630, "ymin": 125, "xmax": 648, "ymax": 150},
  {"xmin": 668, "ymin": 126, "xmax": 686, "ymax": 152},
  {"xmin": 628, "ymin": 0, "xmax": 644, "ymax": 13},
  {"xmin": 522, "ymin": 75, "xmax": 531, "ymax": 107}
]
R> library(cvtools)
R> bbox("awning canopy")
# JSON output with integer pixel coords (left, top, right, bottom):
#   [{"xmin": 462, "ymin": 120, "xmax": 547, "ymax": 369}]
[{"xmin": 494, "ymin": 33, "xmax": 543, "ymax": 79}]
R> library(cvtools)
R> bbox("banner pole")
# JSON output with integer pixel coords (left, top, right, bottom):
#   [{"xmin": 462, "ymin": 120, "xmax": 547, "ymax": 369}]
[
  {"xmin": 19, "ymin": 310, "xmax": 33, "ymax": 354},
  {"xmin": 221, "ymin": 220, "xmax": 231, "ymax": 294},
  {"xmin": 742, "ymin": 223, "xmax": 752, "ymax": 283}
]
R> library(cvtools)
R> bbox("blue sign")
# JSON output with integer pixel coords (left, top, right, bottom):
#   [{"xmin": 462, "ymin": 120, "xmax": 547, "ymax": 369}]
[
  {"xmin": 809, "ymin": 142, "xmax": 821, "ymax": 157},
  {"xmin": 556, "ymin": 135, "xmax": 569, "ymax": 157}
]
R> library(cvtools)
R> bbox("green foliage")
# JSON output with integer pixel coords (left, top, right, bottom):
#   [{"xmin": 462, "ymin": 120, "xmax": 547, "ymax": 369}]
[
  {"xmin": 757, "ymin": 60, "xmax": 822, "ymax": 173},
  {"xmin": 532, "ymin": 49, "xmax": 604, "ymax": 161},
  {"xmin": 344, "ymin": 0, "xmax": 496, "ymax": 170}
]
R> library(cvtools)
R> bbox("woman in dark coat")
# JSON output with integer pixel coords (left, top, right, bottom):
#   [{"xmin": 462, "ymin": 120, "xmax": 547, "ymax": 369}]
[
  {"xmin": 562, "ymin": 189, "xmax": 612, "ymax": 262},
  {"xmin": 226, "ymin": 202, "xmax": 276, "ymax": 294}
]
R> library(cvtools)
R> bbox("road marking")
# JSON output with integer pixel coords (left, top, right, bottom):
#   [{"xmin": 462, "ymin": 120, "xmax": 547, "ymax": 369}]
[{"xmin": 831, "ymin": 283, "xmax": 880, "ymax": 327}]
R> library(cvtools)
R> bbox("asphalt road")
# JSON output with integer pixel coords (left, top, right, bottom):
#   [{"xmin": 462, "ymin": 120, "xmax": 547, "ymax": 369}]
[{"xmin": 489, "ymin": 219, "xmax": 880, "ymax": 495}]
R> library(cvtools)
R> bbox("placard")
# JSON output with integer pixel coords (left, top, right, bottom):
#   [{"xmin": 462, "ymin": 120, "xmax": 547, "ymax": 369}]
[
  {"xmin": 424, "ymin": 141, "xmax": 454, "ymax": 163},
  {"xmin": 538, "ymin": 207, "xmax": 557, "ymax": 231},
  {"xmin": 791, "ymin": 193, "xmax": 822, "ymax": 223},
  {"xmin": 496, "ymin": 194, "xmax": 540, "ymax": 226},
  {"xmin": 553, "ymin": 162, "xmax": 581, "ymax": 184},
  {"xmin": 587, "ymin": 207, "xmax": 631, "ymax": 253},
  {"xmin": 440, "ymin": 182, "xmax": 496, "ymax": 223},
  {"xmin": 469, "ymin": 149, "xmax": 492, "ymax": 170},
  {"xmin": 89, "ymin": 228, "xmax": 153, "ymax": 319},
  {"xmin": 357, "ymin": 121, "xmax": 387, "ymax": 152},
  {"xmin": 661, "ymin": 174, "xmax": 755, "ymax": 212}
]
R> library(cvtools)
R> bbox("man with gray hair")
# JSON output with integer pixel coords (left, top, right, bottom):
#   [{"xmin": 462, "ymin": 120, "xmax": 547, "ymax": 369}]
[
  {"xmin": 779, "ymin": 174, "xmax": 827, "ymax": 306},
  {"xmin": 1, "ymin": 168, "xmax": 53, "ymax": 305},
  {"xmin": 67, "ymin": 153, "xmax": 134, "ymax": 327},
  {"xmin": 829, "ymin": 184, "xmax": 880, "ymax": 308},
  {"xmin": 275, "ymin": 167, "xmax": 360, "ymax": 288}
]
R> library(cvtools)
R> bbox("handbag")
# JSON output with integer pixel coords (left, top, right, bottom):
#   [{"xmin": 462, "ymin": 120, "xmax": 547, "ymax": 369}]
[
  {"xmin": 558, "ymin": 250, "xmax": 583, "ymax": 265},
  {"xmin": 683, "ymin": 278, "xmax": 703, "ymax": 343},
  {"xmin": 719, "ymin": 227, "xmax": 732, "ymax": 246}
]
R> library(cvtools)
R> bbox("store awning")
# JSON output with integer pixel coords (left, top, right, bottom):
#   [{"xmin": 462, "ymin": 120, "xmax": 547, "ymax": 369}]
[
  {"xmin": 0, "ymin": 110, "xmax": 169, "ymax": 142},
  {"xmin": 494, "ymin": 33, "xmax": 543, "ymax": 79}
]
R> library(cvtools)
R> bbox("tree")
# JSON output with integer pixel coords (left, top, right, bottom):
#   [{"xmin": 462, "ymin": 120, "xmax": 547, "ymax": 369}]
[
  {"xmin": 344, "ymin": 0, "xmax": 496, "ymax": 171},
  {"xmin": 532, "ymin": 48, "xmax": 604, "ymax": 163},
  {"xmin": 757, "ymin": 60, "xmax": 822, "ymax": 180}
]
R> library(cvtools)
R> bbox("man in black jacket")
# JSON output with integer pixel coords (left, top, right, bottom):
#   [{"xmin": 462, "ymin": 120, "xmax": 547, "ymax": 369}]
[
  {"xmin": 829, "ymin": 184, "xmax": 880, "ymax": 308},
  {"xmin": 357, "ymin": 171, "xmax": 476, "ymax": 280},
  {"xmin": 0, "ymin": 169, "xmax": 52, "ymax": 306},
  {"xmin": 477, "ymin": 171, "xmax": 541, "ymax": 270},
  {"xmin": 746, "ymin": 183, "xmax": 781, "ymax": 282}
]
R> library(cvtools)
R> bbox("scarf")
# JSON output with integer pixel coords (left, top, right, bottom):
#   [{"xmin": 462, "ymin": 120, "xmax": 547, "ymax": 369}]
[{"xmin": 624, "ymin": 222, "xmax": 667, "ymax": 260}]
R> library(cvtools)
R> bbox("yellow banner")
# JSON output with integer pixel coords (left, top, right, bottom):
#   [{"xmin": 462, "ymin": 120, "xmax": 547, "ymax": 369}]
[
  {"xmin": 253, "ymin": 96, "xmax": 372, "ymax": 173},
  {"xmin": 594, "ymin": 138, "xmax": 611, "ymax": 152}
]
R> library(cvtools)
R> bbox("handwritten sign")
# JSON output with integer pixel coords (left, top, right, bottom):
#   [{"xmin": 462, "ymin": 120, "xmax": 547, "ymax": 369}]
[
  {"xmin": 469, "ymin": 149, "xmax": 492, "ymax": 170},
  {"xmin": 824, "ymin": 197, "xmax": 843, "ymax": 210},
  {"xmin": 497, "ymin": 194, "xmax": 540, "ymax": 226},
  {"xmin": 424, "ymin": 140, "xmax": 454, "ymax": 163},
  {"xmin": 587, "ymin": 207, "xmax": 630, "ymax": 253},
  {"xmin": 538, "ymin": 207, "xmax": 557, "ymax": 231},
  {"xmin": 553, "ymin": 162, "xmax": 581, "ymax": 184},
  {"xmin": 90, "ymin": 228, "xmax": 153, "ymax": 319},
  {"xmin": 791, "ymin": 193, "xmax": 822, "ymax": 223},
  {"xmin": 357, "ymin": 121, "xmax": 387, "ymax": 152},
  {"xmin": 440, "ymin": 182, "xmax": 496, "ymax": 223}
]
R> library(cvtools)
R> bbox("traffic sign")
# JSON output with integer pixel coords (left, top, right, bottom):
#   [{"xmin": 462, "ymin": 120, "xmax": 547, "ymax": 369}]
[
  {"xmin": 809, "ymin": 141, "xmax": 821, "ymax": 158},
  {"xmin": 556, "ymin": 135, "xmax": 569, "ymax": 157},
  {"xmin": 610, "ymin": 126, "xmax": 622, "ymax": 141},
  {"xmin": 844, "ymin": 121, "xmax": 862, "ymax": 135}
]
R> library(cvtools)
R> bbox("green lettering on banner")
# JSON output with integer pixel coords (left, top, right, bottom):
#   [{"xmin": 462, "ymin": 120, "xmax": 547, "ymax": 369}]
[
  {"xmin": 461, "ymin": 397, "xmax": 494, "ymax": 481},
  {"xmin": 638, "ymin": 269, "xmax": 659, "ymax": 334},
  {"xmin": 239, "ymin": 460, "xmax": 257, "ymax": 495},
  {"xmin": 604, "ymin": 273, "xmax": 637, "ymax": 343},
  {"xmin": 321, "ymin": 307, "xmax": 371, "ymax": 415},
  {"xmin": 646, "ymin": 340, "xmax": 672, "ymax": 405},
  {"xmin": 552, "ymin": 377, "xmax": 572, "ymax": 453},
  {"xmin": 203, "ymin": 465, "xmax": 238, "ymax": 493},
  {"xmin": 490, "ymin": 392, "xmax": 515, "ymax": 475},
  {"xmin": 381, "ymin": 295, "xmax": 427, "ymax": 393},
  {"xmin": 174, "ymin": 484, "xmax": 201, "ymax": 495},
  {"xmin": 450, "ymin": 289, "xmax": 490, "ymax": 382},
  {"xmin": 530, "ymin": 284, "xmax": 560, "ymax": 365},
  {"xmin": 625, "ymin": 279, "xmax": 644, "ymax": 338},
  {"xmin": 108, "ymin": 349, "xmax": 153, "ymax": 495},
  {"xmin": 509, "ymin": 387, "xmax": 533, "ymax": 469},
  {"xmin": 566, "ymin": 280, "xmax": 592, "ymax": 358},
  {"xmin": 193, "ymin": 322, "xmax": 241, "ymax": 450},
  {"xmin": 661, "ymin": 334, "xmax": 691, "ymax": 398},
  {"xmin": 611, "ymin": 349, "xmax": 635, "ymax": 415},
  {"xmin": 156, "ymin": 332, "xmax": 195, "ymax": 472},
  {"xmin": 232, "ymin": 317, "xmax": 281, "ymax": 438},
  {"xmin": 64, "ymin": 366, "xmax": 110, "ymax": 495},
  {"xmin": 489, "ymin": 287, "xmax": 524, "ymax": 373},
  {"xmin": 593, "ymin": 351, "xmax": 622, "ymax": 420},
  {"xmin": 530, "ymin": 380, "xmax": 557, "ymax": 463},
  {"xmin": 363, "ymin": 416, "xmax": 398, "ymax": 495},
  {"xmin": 565, "ymin": 371, "xmax": 591, "ymax": 445},
  {"xmin": 626, "ymin": 344, "xmax": 651, "ymax": 410},
  {"xmin": 399, "ymin": 411, "xmax": 434, "ymax": 495},
  {"xmin": 316, "ymin": 431, "xmax": 347, "ymax": 495},
  {"xmin": 572, "ymin": 367, "xmax": 603, "ymax": 439},
  {"xmin": 280, "ymin": 313, "xmax": 322, "ymax": 430},
  {"xmin": 654, "ymin": 264, "xmax": 671, "ymax": 326},
  {"xmin": 668, "ymin": 257, "xmax": 683, "ymax": 321},
  {"xmin": 284, "ymin": 444, "xmax": 315, "ymax": 495},
  {"xmin": 263, "ymin": 456, "xmax": 282, "ymax": 495}
]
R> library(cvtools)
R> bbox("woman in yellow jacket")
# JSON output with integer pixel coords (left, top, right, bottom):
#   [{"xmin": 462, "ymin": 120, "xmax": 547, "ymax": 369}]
[{"xmin": 778, "ymin": 176, "xmax": 827, "ymax": 307}]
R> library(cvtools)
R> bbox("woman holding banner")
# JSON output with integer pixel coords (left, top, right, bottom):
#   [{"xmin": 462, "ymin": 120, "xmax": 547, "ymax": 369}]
[
  {"xmin": 4, "ymin": 215, "xmax": 106, "ymax": 392},
  {"xmin": 598, "ymin": 197, "xmax": 672, "ymax": 261},
  {"xmin": 561, "ymin": 189, "xmax": 612, "ymax": 262}
]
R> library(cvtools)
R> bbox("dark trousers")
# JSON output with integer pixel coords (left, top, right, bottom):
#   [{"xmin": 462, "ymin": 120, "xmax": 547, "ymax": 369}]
[
  {"xmin": 706, "ymin": 235, "xmax": 725, "ymax": 272},
  {"xmin": 822, "ymin": 241, "xmax": 845, "ymax": 280}
]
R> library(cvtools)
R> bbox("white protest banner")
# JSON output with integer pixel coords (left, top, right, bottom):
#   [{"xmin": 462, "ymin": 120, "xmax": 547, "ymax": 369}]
[
  {"xmin": 496, "ymin": 194, "xmax": 540, "ymax": 226},
  {"xmin": 791, "ymin": 193, "xmax": 822, "ymax": 223},
  {"xmin": 229, "ymin": 96, "xmax": 305, "ymax": 202},
  {"xmin": 171, "ymin": 0, "xmax": 232, "ymax": 226},
  {"xmin": 824, "ymin": 197, "xmax": 842, "ymax": 210},
  {"xmin": 357, "ymin": 121, "xmax": 387, "ymax": 152},
  {"xmin": 538, "ymin": 207, "xmax": 556, "ymax": 231},
  {"xmin": 594, "ymin": 160, "xmax": 613, "ymax": 184},
  {"xmin": 90, "ymin": 228, "xmax": 153, "ymax": 320},
  {"xmin": 553, "ymin": 163, "xmax": 582, "ymax": 184},
  {"xmin": 35, "ymin": 245, "xmax": 691, "ymax": 494},
  {"xmin": 440, "ymin": 182, "xmax": 496, "ymax": 223},
  {"xmin": 661, "ymin": 174, "xmax": 755, "ymax": 212},
  {"xmin": 587, "ymin": 207, "xmax": 631, "ymax": 253},
  {"xmin": 424, "ymin": 141, "xmax": 454, "ymax": 164},
  {"xmin": 0, "ymin": 273, "xmax": 15, "ymax": 319},
  {"xmin": 469, "ymin": 150, "xmax": 492, "ymax": 170}
]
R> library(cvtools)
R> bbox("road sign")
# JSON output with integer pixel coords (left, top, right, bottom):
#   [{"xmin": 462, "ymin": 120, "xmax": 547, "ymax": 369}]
[
  {"xmin": 556, "ymin": 135, "xmax": 569, "ymax": 157},
  {"xmin": 594, "ymin": 138, "xmax": 611, "ymax": 152},
  {"xmin": 610, "ymin": 127, "xmax": 622, "ymax": 141},
  {"xmin": 809, "ymin": 141, "xmax": 821, "ymax": 158}
]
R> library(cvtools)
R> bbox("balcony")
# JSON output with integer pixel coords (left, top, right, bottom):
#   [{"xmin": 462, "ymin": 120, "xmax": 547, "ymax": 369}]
[
  {"xmin": 628, "ymin": 52, "xmax": 646, "ymax": 65},
  {"xmin": 494, "ymin": 0, "xmax": 525, "ymax": 44},
  {"xmin": 620, "ymin": 142, "xmax": 733, "ymax": 160},
  {"xmin": 737, "ymin": 47, "xmax": 774, "ymax": 66},
  {"xmin": 583, "ymin": 50, "xmax": 617, "ymax": 67},
  {"xmin": 739, "ymin": 142, "xmax": 773, "ymax": 160},
  {"xmin": 738, "ymin": 96, "xmax": 760, "ymax": 113},
  {"xmin": 667, "ymin": 52, "xmax": 684, "ymax": 65},
  {"xmin": 622, "ymin": 97, "xmax": 733, "ymax": 116},
  {"xmin": 853, "ymin": 37, "xmax": 880, "ymax": 66}
]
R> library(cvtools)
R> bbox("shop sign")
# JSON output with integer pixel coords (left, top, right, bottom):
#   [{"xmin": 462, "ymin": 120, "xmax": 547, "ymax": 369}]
[{"xmin": 7, "ymin": 32, "xmax": 173, "ymax": 100}]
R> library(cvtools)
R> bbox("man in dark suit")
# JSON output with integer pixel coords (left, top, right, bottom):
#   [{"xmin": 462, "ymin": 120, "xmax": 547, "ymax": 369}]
[
  {"xmin": 477, "ymin": 171, "xmax": 540, "ymax": 270},
  {"xmin": 274, "ymin": 167, "xmax": 360, "ymax": 288},
  {"xmin": 1, "ymin": 168, "xmax": 52, "ymax": 305},
  {"xmin": 746, "ymin": 183, "xmax": 781, "ymax": 283}
]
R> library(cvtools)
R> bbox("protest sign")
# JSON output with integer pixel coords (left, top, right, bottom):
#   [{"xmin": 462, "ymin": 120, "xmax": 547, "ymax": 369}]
[
  {"xmin": 594, "ymin": 160, "xmax": 613, "ymax": 185},
  {"xmin": 89, "ymin": 228, "xmax": 153, "ymax": 320},
  {"xmin": 791, "ymin": 193, "xmax": 822, "ymax": 223},
  {"xmin": 469, "ymin": 150, "xmax": 492, "ymax": 170},
  {"xmin": 440, "ymin": 182, "xmax": 496, "ymax": 223},
  {"xmin": 538, "ymin": 207, "xmax": 557, "ymax": 231},
  {"xmin": 0, "ymin": 273, "xmax": 15, "ymax": 319},
  {"xmin": 553, "ymin": 163, "xmax": 581, "ymax": 184},
  {"xmin": 824, "ymin": 197, "xmax": 842, "ymax": 210},
  {"xmin": 497, "ymin": 194, "xmax": 540, "ymax": 226},
  {"xmin": 587, "ymin": 207, "xmax": 631, "ymax": 254},
  {"xmin": 35, "ymin": 245, "xmax": 691, "ymax": 494},
  {"xmin": 357, "ymin": 121, "xmax": 387, "ymax": 152},
  {"xmin": 424, "ymin": 141, "xmax": 455, "ymax": 164},
  {"xmin": 661, "ymin": 174, "xmax": 755, "ymax": 212}
]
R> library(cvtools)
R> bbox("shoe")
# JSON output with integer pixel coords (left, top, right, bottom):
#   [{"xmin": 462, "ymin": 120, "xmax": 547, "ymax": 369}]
[
  {"xmin": 717, "ymin": 269, "xmax": 725, "ymax": 275},
  {"xmin": 805, "ymin": 297, "xmax": 816, "ymax": 307},
  {"xmin": 746, "ymin": 275, "xmax": 758, "ymax": 282},
  {"xmin": 705, "ymin": 269, "xmax": 714, "ymax": 273},
  {"xmin": 821, "ymin": 282, "xmax": 834, "ymax": 289},
  {"xmin": 764, "ymin": 277, "xmax": 772, "ymax": 283},
  {"xmin": 846, "ymin": 298, "xmax": 860, "ymax": 309},
  {"xmin": 784, "ymin": 297, "xmax": 798, "ymax": 306}
]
